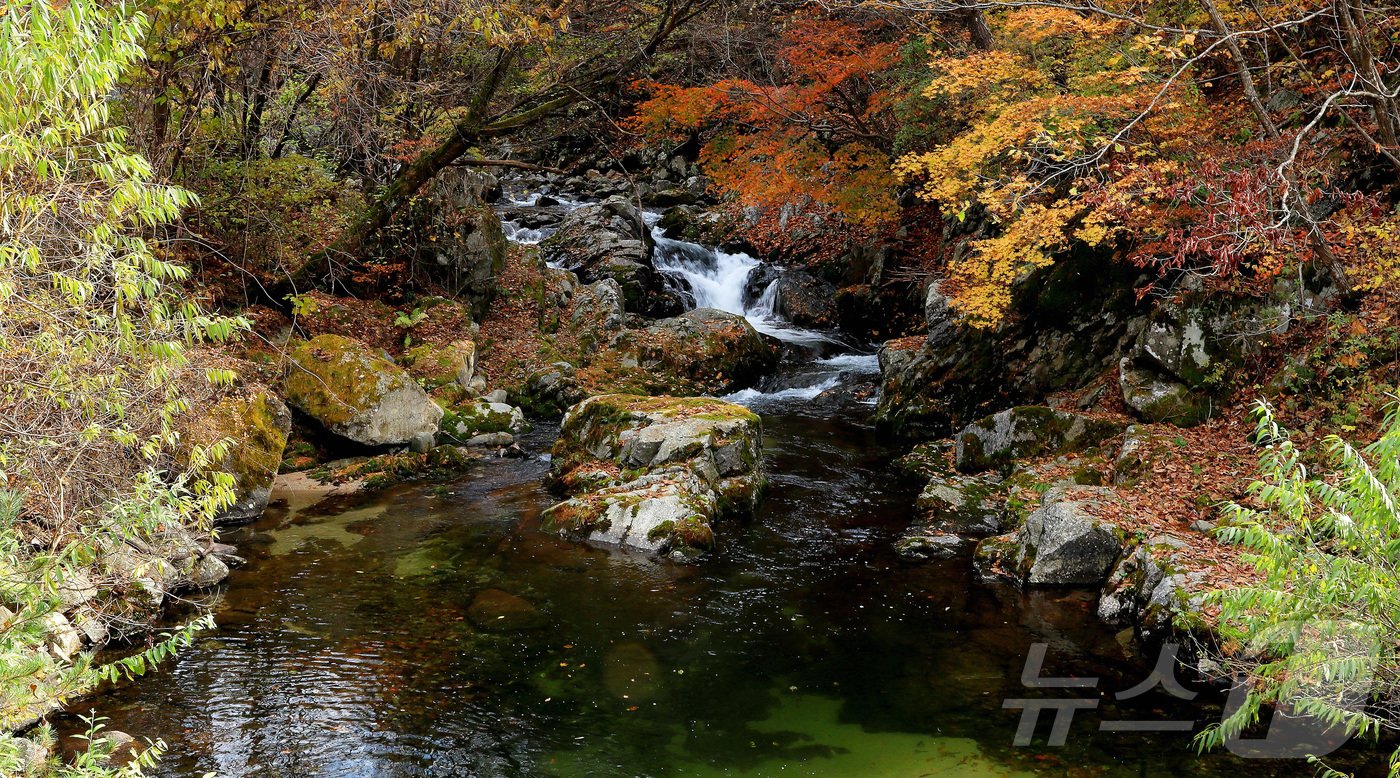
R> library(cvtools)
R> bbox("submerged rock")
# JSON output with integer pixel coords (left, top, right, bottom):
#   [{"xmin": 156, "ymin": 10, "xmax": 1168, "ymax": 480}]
[
  {"xmin": 893, "ymin": 531, "xmax": 967, "ymax": 561},
  {"xmin": 467, "ymin": 588, "xmax": 548, "ymax": 632},
  {"xmin": 954, "ymin": 406, "xmax": 1125, "ymax": 473},
  {"xmin": 974, "ymin": 485, "xmax": 1126, "ymax": 586},
  {"xmin": 543, "ymin": 394, "xmax": 765, "ymax": 560},
  {"xmin": 285, "ymin": 334, "xmax": 444, "ymax": 447}
]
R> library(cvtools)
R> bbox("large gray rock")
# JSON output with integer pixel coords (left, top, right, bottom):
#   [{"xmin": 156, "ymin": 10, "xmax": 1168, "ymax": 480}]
[
  {"xmin": 975, "ymin": 485, "xmax": 1125, "ymax": 586},
  {"xmin": 540, "ymin": 197, "xmax": 670, "ymax": 314},
  {"xmin": 284, "ymin": 334, "xmax": 444, "ymax": 447},
  {"xmin": 417, "ymin": 168, "xmax": 509, "ymax": 319},
  {"xmin": 954, "ymin": 406, "xmax": 1126, "ymax": 473},
  {"xmin": 543, "ymin": 394, "xmax": 765, "ymax": 560},
  {"xmin": 764, "ymin": 270, "xmax": 838, "ymax": 329}
]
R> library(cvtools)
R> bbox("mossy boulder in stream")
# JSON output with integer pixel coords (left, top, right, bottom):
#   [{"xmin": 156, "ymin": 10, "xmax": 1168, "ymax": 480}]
[
  {"xmin": 543, "ymin": 394, "xmax": 765, "ymax": 561},
  {"xmin": 439, "ymin": 398, "xmax": 527, "ymax": 444},
  {"xmin": 639, "ymin": 308, "xmax": 779, "ymax": 395},
  {"xmin": 285, "ymin": 334, "xmax": 443, "ymax": 447},
  {"xmin": 204, "ymin": 389, "xmax": 292, "ymax": 524}
]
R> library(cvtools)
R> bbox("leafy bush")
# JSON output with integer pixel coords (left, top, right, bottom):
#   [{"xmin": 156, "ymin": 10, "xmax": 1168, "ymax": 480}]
[
  {"xmin": 185, "ymin": 153, "xmax": 363, "ymax": 283},
  {"xmin": 1201, "ymin": 402, "xmax": 1400, "ymax": 774},
  {"xmin": 0, "ymin": 0, "xmax": 236, "ymax": 770}
]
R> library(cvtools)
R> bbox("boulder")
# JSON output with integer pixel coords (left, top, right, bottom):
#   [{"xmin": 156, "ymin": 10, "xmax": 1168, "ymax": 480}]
[
  {"xmin": 402, "ymin": 339, "xmax": 477, "ymax": 392},
  {"xmin": 416, "ymin": 168, "xmax": 509, "ymax": 319},
  {"xmin": 203, "ymin": 390, "xmax": 292, "ymax": 524},
  {"xmin": 913, "ymin": 474, "xmax": 1004, "ymax": 535},
  {"xmin": 640, "ymin": 308, "xmax": 779, "ymax": 395},
  {"xmin": 767, "ymin": 270, "xmax": 838, "ymax": 329},
  {"xmin": 540, "ymin": 197, "xmax": 667, "ymax": 314},
  {"xmin": 439, "ymin": 399, "xmax": 527, "ymax": 443},
  {"xmin": 1097, "ymin": 537, "xmax": 1199, "ymax": 641},
  {"xmin": 284, "ymin": 334, "xmax": 444, "ymax": 447},
  {"xmin": 520, "ymin": 362, "xmax": 588, "ymax": 419},
  {"xmin": 543, "ymin": 395, "xmax": 765, "ymax": 560},
  {"xmin": 954, "ymin": 406, "xmax": 1126, "ymax": 473},
  {"xmin": 975, "ymin": 485, "xmax": 1126, "ymax": 586}
]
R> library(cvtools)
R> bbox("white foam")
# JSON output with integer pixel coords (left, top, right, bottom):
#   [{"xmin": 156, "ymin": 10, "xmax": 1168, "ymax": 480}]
[
  {"xmin": 725, "ymin": 376, "xmax": 842, "ymax": 405},
  {"xmin": 812, "ymin": 353, "xmax": 880, "ymax": 373}
]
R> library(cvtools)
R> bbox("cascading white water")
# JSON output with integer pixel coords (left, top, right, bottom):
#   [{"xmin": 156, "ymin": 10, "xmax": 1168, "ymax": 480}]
[
  {"xmin": 496, "ymin": 187, "xmax": 877, "ymax": 407},
  {"xmin": 650, "ymin": 231, "xmax": 758, "ymax": 315},
  {"xmin": 647, "ymin": 223, "xmax": 837, "ymax": 348}
]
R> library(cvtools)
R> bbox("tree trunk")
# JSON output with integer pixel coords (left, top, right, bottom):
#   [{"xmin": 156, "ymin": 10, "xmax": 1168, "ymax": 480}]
[{"xmin": 1201, "ymin": 0, "xmax": 1278, "ymax": 139}]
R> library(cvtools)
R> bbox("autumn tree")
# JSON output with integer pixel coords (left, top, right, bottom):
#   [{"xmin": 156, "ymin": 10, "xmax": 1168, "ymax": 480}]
[
  {"xmin": 885, "ymin": 0, "xmax": 1400, "ymax": 326},
  {"xmin": 630, "ymin": 11, "xmax": 906, "ymax": 231}
]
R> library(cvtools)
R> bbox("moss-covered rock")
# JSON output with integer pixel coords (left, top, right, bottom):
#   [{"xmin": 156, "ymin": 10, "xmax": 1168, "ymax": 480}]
[
  {"xmin": 543, "ymin": 394, "xmax": 765, "ymax": 561},
  {"xmin": 639, "ymin": 308, "xmax": 779, "ymax": 395},
  {"xmin": 284, "ymin": 334, "xmax": 443, "ymax": 447},
  {"xmin": 954, "ymin": 406, "xmax": 1126, "ymax": 473},
  {"xmin": 439, "ymin": 399, "xmax": 527, "ymax": 442},
  {"xmin": 205, "ymin": 390, "xmax": 292, "ymax": 524},
  {"xmin": 402, "ymin": 339, "xmax": 476, "ymax": 391}
]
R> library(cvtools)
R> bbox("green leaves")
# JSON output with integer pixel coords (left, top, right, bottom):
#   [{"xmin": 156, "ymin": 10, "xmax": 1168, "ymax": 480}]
[
  {"xmin": 0, "ymin": 1, "xmax": 236, "ymax": 768},
  {"xmin": 1201, "ymin": 401, "xmax": 1400, "ymax": 774}
]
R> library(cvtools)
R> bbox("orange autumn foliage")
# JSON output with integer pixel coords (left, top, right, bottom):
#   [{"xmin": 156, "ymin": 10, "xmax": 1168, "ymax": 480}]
[{"xmin": 629, "ymin": 15, "xmax": 901, "ymax": 229}]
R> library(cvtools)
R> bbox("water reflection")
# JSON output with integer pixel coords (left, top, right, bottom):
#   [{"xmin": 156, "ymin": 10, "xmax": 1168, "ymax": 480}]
[{"xmin": 62, "ymin": 410, "xmax": 1333, "ymax": 777}]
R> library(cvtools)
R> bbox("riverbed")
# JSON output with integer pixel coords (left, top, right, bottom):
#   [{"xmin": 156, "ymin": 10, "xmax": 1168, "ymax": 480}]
[{"xmin": 62, "ymin": 394, "xmax": 1318, "ymax": 777}]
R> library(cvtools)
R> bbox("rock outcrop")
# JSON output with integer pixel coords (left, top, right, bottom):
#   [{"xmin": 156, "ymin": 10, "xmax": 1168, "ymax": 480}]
[
  {"xmin": 284, "ymin": 334, "xmax": 443, "ymax": 447},
  {"xmin": 974, "ymin": 485, "xmax": 1126, "ymax": 586},
  {"xmin": 954, "ymin": 406, "xmax": 1126, "ymax": 473},
  {"xmin": 1118, "ymin": 271, "xmax": 1337, "ymax": 426},
  {"xmin": 415, "ymin": 168, "xmax": 509, "ymax": 319},
  {"xmin": 875, "ymin": 253, "xmax": 1146, "ymax": 438},
  {"xmin": 639, "ymin": 308, "xmax": 779, "ymax": 395},
  {"xmin": 543, "ymin": 395, "xmax": 765, "ymax": 561}
]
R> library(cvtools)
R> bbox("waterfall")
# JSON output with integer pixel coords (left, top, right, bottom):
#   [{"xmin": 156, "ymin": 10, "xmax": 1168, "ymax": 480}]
[
  {"xmin": 650, "ymin": 231, "xmax": 758, "ymax": 315},
  {"xmin": 648, "ymin": 224, "xmax": 838, "ymax": 349}
]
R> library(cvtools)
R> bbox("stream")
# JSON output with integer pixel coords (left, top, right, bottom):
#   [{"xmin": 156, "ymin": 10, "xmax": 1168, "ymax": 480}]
[{"xmin": 61, "ymin": 190, "xmax": 1326, "ymax": 776}]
